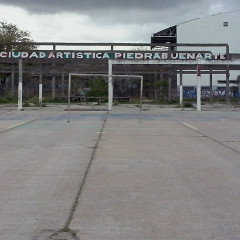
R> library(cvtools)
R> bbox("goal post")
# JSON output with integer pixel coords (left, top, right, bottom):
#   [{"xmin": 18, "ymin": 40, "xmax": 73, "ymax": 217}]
[{"xmin": 67, "ymin": 73, "xmax": 143, "ymax": 122}]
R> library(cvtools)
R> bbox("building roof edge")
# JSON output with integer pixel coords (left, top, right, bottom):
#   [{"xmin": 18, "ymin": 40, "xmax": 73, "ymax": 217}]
[{"xmin": 177, "ymin": 9, "xmax": 240, "ymax": 26}]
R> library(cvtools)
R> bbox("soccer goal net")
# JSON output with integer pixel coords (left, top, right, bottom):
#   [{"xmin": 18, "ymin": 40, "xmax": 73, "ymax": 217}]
[{"xmin": 67, "ymin": 73, "xmax": 143, "ymax": 122}]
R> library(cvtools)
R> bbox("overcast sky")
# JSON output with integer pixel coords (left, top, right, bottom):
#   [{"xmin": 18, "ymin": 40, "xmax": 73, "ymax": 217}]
[{"xmin": 0, "ymin": 0, "xmax": 240, "ymax": 43}]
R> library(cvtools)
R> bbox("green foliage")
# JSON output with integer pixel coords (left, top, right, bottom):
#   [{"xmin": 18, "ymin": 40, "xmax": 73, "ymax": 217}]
[
  {"xmin": 0, "ymin": 97, "xmax": 9, "ymax": 104},
  {"xmin": 42, "ymin": 97, "xmax": 67, "ymax": 103},
  {"xmin": 153, "ymin": 79, "xmax": 168, "ymax": 88},
  {"xmin": 86, "ymin": 78, "xmax": 108, "ymax": 97},
  {"xmin": 0, "ymin": 20, "xmax": 36, "ymax": 51},
  {"xmin": 0, "ymin": 21, "xmax": 36, "ymax": 91},
  {"xmin": 0, "ymin": 94, "xmax": 17, "ymax": 104},
  {"xmin": 25, "ymin": 96, "xmax": 39, "ymax": 104},
  {"xmin": 183, "ymin": 102, "xmax": 193, "ymax": 108}
]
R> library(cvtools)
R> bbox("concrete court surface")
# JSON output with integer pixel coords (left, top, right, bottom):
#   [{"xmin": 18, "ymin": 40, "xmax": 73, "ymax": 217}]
[{"xmin": 0, "ymin": 104, "xmax": 240, "ymax": 240}]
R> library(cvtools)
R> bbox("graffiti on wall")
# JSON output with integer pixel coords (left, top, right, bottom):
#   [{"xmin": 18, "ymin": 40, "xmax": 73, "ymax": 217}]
[{"xmin": 182, "ymin": 89, "xmax": 239, "ymax": 98}]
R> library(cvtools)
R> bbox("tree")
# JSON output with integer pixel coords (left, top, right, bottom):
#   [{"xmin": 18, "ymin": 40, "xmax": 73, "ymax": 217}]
[
  {"xmin": 0, "ymin": 21, "xmax": 36, "ymax": 95},
  {"xmin": 86, "ymin": 78, "xmax": 108, "ymax": 97},
  {"xmin": 0, "ymin": 20, "xmax": 36, "ymax": 51},
  {"xmin": 153, "ymin": 79, "xmax": 169, "ymax": 101}
]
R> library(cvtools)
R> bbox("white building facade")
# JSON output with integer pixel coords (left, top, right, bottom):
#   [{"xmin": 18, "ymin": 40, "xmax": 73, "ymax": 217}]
[
  {"xmin": 152, "ymin": 10, "xmax": 240, "ymax": 97},
  {"xmin": 177, "ymin": 10, "xmax": 240, "ymax": 91}
]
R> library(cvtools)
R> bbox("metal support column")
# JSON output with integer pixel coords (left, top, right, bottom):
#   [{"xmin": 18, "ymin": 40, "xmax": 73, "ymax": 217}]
[
  {"xmin": 196, "ymin": 59, "xmax": 202, "ymax": 112},
  {"xmin": 197, "ymin": 75, "xmax": 201, "ymax": 112},
  {"xmin": 210, "ymin": 69, "xmax": 213, "ymax": 102},
  {"xmin": 154, "ymin": 70, "xmax": 157, "ymax": 100},
  {"xmin": 61, "ymin": 72, "xmax": 65, "ymax": 99},
  {"xmin": 179, "ymin": 70, "xmax": 183, "ymax": 106},
  {"xmin": 140, "ymin": 76, "xmax": 143, "ymax": 110},
  {"xmin": 168, "ymin": 74, "xmax": 172, "ymax": 102},
  {"xmin": 226, "ymin": 66, "xmax": 230, "ymax": 104},
  {"xmin": 67, "ymin": 73, "xmax": 71, "ymax": 123}
]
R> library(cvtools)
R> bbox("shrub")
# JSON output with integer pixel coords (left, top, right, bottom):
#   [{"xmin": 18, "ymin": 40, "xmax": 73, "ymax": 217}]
[
  {"xmin": 0, "ymin": 94, "xmax": 17, "ymax": 104},
  {"xmin": 183, "ymin": 102, "xmax": 193, "ymax": 108}
]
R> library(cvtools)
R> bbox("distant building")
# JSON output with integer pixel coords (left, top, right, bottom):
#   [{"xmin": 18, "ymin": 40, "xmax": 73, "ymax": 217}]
[{"xmin": 151, "ymin": 10, "xmax": 240, "ymax": 95}]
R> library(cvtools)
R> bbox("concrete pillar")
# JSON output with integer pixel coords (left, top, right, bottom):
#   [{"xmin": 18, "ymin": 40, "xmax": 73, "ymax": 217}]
[
  {"xmin": 39, "ymin": 72, "xmax": 43, "ymax": 107},
  {"xmin": 197, "ymin": 75, "xmax": 201, "ymax": 112},
  {"xmin": 108, "ymin": 60, "xmax": 113, "ymax": 111},
  {"xmin": 18, "ymin": 59, "xmax": 23, "ymax": 111}
]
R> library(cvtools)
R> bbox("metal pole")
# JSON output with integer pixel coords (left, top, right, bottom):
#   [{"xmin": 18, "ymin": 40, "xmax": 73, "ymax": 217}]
[
  {"xmin": 52, "ymin": 75, "xmax": 56, "ymax": 100},
  {"xmin": 111, "ymin": 77, "xmax": 113, "ymax": 109},
  {"xmin": 138, "ymin": 76, "xmax": 143, "ymax": 123},
  {"xmin": 196, "ymin": 57, "xmax": 202, "ymax": 112},
  {"xmin": 154, "ymin": 69, "xmax": 157, "ymax": 100},
  {"xmin": 18, "ymin": 59, "xmax": 23, "ymax": 111},
  {"xmin": 226, "ymin": 66, "xmax": 230, "ymax": 104},
  {"xmin": 39, "ymin": 72, "xmax": 43, "ymax": 107},
  {"xmin": 179, "ymin": 70, "xmax": 183, "ymax": 106},
  {"xmin": 11, "ymin": 72, "xmax": 15, "ymax": 97},
  {"xmin": 168, "ymin": 74, "xmax": 172, "ymax": 102},
  {"xmin": 67, "ymin": 73, "xmax": 71, "ymax": 123},
  {"xmin": 140, "ymin": 76, "xmax": 143, "ymax": 110},
  {"xmin": 61, "ymin": 72, "xmax": 65, "ymax": 99},
  {"xmin": 108, "ymin": 60, "xmax": 113, "ymax": 111},
  {"xmin": 210, "ymin": 69, "xmax": 213, "ymax": 102},
  {"xmin": 196, "ymin": 63, "xmax": 201, "ymax": 112},
  {"xmin": 197, "ymin": 75, "xmax": 201, "ymax": 112},
  {"xmin": 226, "ymin": 44, "xmax": 230, "ymax": 104}
]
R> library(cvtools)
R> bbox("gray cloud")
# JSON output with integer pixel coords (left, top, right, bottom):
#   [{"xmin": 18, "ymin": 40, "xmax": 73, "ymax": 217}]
[
  {"xmin": 0, "ymin": 0, "xmax": 196, "ymax": 13},
  {"xmin": 2, "ymin": 0, "xmax": 240, "ymax": 26},
  {"xmin": 1, "ymin": 0, "xmax": 240, "ymax": 43}
]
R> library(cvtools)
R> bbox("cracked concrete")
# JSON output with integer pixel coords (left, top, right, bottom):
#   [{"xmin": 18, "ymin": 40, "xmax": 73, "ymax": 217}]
[
  {"xmin": 33, "ymin": 230, "xmax": 79, "ymax": 240},
  {"xmin": 0, "ymin": 105, "xmax": 240, "ymax": 240}
]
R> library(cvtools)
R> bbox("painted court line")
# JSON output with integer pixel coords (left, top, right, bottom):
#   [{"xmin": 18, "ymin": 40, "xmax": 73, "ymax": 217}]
[
  {"xmin": 7, "ymin": 122, "xmax": 27, "ymax": 130},
  {"xmin": 0, "ymin": 119, "xmax": 38, "ymax": 133},
  {"xmin": 182, "ymin": 122, "xmax": 197, "ymax": 130}
]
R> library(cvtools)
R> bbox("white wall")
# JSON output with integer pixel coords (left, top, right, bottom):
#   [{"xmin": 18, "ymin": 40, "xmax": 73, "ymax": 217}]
[
  {"xmin": 177, "ymin": 10, "xmax": 240, "ymax": 53},
  {"xmin": 177, "ymin": 11, "xmax": 240, "ymax": 89},
  {"xmin": 177, "ymin": 72, "xmax": 228, "ymax": 88}
]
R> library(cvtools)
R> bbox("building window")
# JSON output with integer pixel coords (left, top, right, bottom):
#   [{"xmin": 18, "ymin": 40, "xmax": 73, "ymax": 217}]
[{"xmin": 223, "ymin": 22, "xmax": 228, "ymax": 27}]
